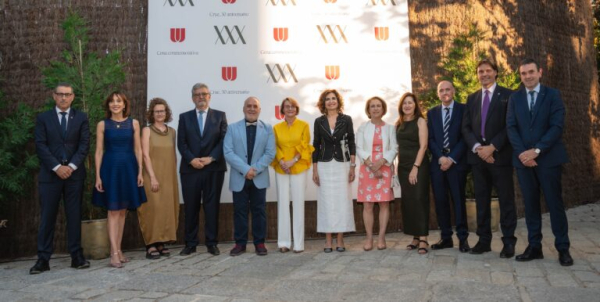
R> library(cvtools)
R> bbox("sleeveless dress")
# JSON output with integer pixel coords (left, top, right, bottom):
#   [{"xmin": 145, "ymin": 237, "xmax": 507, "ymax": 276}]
[
  {"xmin": 358, "ymin": 124, "xmax": 394, "ymax": 202},
  {"xmin": 396, "ymin": 119, "xmax": 430, "ymax": 236},
  {"xmin": 92, "ymin": 118, "xmax": 147, "ymax": 211},
  {"xmin": 137, "ymin": 125, "xmax": 179, "ymax": 245}
]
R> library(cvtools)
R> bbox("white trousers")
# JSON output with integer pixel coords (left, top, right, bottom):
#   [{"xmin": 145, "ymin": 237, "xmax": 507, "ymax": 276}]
[{"xmin": 275, "ymin": 171, "xmax": 306, "ymax": 251}]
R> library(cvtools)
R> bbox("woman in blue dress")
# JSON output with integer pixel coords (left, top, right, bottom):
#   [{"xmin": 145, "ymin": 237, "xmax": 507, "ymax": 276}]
[{"xmin": 93, "ymin": 92, "xmax": 146, "ymax": 268}]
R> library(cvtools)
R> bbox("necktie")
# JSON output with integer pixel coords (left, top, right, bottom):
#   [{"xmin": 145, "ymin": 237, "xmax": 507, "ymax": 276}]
[
  {"xmin": 481, "ymin": 90, "xmax": 490, "ymax": 139},
  {"xmin": 198, "ymin": 111, "xmax": 204, "ymax": 136},
  {"xmin": 246, "ymin": 121, "xmax": 258, "ymax": 126},
  {"xmin": 528, "ymin": 91, "xmax": 536, "ymax": 117},
  {"xmin": 443, "ymin": 107, "xmax": 450, "ymax": 149},
  {"xmin": 60, "ymin": 112, "xmax": 67, "ymax": 138}
]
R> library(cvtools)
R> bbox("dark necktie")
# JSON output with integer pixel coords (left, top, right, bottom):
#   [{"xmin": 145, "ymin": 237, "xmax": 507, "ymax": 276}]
[
  {"xmin": 481, "ymin": 90, "xmax": 490, "ymax": 139},
  {"xmin": 528, "ymin": 91, "xmax": 536, "ymax": 117},
  {"xmin": 443, "ymin": 107, "xmax": 450, "ymax": 149},
  {"xmin": 60, "ymin": 112, "xmax": 67, "ymax": 138}
]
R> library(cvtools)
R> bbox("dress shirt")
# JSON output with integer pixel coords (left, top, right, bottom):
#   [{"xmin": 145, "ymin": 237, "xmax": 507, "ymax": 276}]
[
  {"xmin": 472, "ymin": 83, "xmax": 497, "ymax": 153},
  {"xmin": 527, "ymin": 83, "xmax": 541, "ymax": 111},
  {"xmin": 52, "ymin": 107, "xmax": 78, "ymax": 172},
  {"xmin": 271, "ymin": 118, "xmax": 314, "ymax": 174},
  {"xmin": 197, "ymin": 108, "xmax": 209, "ymax": 134},
  {"xmin": 441, "ymin": 101, "xmax": 457, "ymax": 164}
]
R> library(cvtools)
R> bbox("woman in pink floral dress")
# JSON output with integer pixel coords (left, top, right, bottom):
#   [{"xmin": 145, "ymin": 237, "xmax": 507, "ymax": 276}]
[{"xmin": 356, "ymin": 97, "xmax": 398, "ymax": 251}]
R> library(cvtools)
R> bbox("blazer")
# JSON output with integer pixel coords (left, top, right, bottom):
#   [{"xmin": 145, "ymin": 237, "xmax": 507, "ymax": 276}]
[
  {"xmin": 506, "ymin": 84, "xmax": 568, "ymax": 168},
  {"xmin": 355, "ymin": 121, "xmax": 397, "ymax": 165},
  {"xmin": 427, "ymin": 101, "xmax": 467, "ymax": 169},
  {"xmin": 223, "ymin": 119, "xmax": 276, "ymax": 192},
  {"xmin": 462, "ymin": 85, "xmax": 514, "ymax": 165},
  {"xmin": 35, "ymin": 108, "xmax": 90, "ymax": 182},
  {"xmin": 177, "ymin": 108, "xmax": 228, "ymax": 174},
  {"xmin": 312, "ymin": 114, "xmax": 356, "ymax": 163}
]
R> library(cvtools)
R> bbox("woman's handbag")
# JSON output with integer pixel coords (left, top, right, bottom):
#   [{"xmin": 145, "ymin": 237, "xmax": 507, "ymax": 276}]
[{"xmin": 390, "ymin": 164, "xmax": 401, "ymax": 198}]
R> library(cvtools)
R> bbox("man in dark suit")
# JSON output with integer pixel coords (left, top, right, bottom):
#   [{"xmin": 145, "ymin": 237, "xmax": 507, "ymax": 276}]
[
  {"xmin": 506, "ymin": 58, "xmax": 573, "ymax": 266},
  {"xmin": 31, "ymin": 82, "xmax": 90, "ymax": 274},
  {"xmin": 462, "ymin": 59, "xmax": 517, "ymax": 257},
  {"xmin": 178, "ymin": 83, "xmax": 228, "ymax": 256},
  {"xmin": 428, "ymin": 80, "xmax": 470, "ymax": 253}
]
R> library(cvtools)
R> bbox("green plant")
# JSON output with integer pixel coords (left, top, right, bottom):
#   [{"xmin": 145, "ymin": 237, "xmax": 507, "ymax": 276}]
[
  {"xmin": 41, "ymin": 11, "xmax": 126, "ymax": 219},
  {"xmin": 593, "ymin": 0, "xmax": 600, "ymax": 79},
  {"xmin": 0, "ymin": 90, "xmax": 39, "ymax": 213}
]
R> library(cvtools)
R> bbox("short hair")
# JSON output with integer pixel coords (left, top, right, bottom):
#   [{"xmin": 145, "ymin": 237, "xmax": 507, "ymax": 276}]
[
  {"xmin": 54, "ymin": 82, "xmax": 73, "ymax": 93},
  {"xmin": 191, "ymin": 83, "xmax": 209, "ymax": 95},
  {"xmin": 316, "ymin": 89, "xmax": 344, "ymax": 114},
  {"xmin": 364, "ymin": 96, "xmax": 387, "ymax": 119},
  {"xmin": 103, "ymin": 92, "xmax": 131, "ymax": 119},
  {"xmin": 395, "ymin": 92, "xmax": 424, "ymax": 129},
  {"xmin": 279, "ymin": 97, "xmax": 300, "ymax": 116},
  {"xmin": 519, "ymin": 58, "xmax": 540, "ymax": 70},
  {"xmin": 146, "ymin": 97, "xmax": 173, "ymax": 124},
  {"xmin": 477, "ymin": 59, "xmax": 499, "ymax": 79}
]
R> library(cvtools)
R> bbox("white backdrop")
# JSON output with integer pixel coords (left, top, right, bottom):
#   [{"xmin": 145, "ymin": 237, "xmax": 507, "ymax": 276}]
[{"xmin": 148, "ymin": 0, "xmax": 412, "ymax": 202}]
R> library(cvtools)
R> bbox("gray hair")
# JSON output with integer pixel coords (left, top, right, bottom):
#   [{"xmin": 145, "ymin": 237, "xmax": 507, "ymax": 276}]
[{"xmin": 191, "ymin": 83, "xmax": 209, "ymax": 95}]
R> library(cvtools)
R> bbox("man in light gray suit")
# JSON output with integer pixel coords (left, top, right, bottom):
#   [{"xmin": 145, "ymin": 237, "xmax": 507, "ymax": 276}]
[{"xmin": 224, "ymin": 97, "xmax": 275, "ymax": 256}]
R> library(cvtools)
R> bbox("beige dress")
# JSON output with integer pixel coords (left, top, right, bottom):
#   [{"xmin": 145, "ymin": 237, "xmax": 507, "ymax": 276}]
[{"xmin": 138, "ymin": 125, "xmax": 179, "ymax": 245}]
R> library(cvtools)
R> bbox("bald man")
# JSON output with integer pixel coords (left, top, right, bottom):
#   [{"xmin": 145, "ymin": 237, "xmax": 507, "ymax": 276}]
[{"xmin": 223, "ymin": 97, "xmax": 275, "ymax": 256}]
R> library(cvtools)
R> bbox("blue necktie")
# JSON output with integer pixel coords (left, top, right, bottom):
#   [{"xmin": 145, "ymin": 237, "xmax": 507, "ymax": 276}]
[
  {"xmin": 198, "ymin": 111, "xmax": 204, "ymax": 136},
  {"xmin": 443, "ymin": 107, "xmax": 450, "ymax": 149},
  {"xmin": 60, "ymin": 112, "xmax": 67, "ymax": 138},
  {"xmin": 528, "ymin": 91, "xmax": 536, "ymax": 117}
]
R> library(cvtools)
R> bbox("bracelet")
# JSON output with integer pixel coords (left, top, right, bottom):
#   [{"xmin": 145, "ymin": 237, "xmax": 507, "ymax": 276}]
[{"xmin": 350, "ymin": 163, "xmax": 357, "ymax": 167}]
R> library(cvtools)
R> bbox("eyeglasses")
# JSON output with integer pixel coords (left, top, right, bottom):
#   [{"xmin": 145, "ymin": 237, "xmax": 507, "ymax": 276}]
[
  {"xmin": 283, "ymin": 105, "xmax": 296, "ymax": 110},
  {"xmin": 153, "ymin": 110, "xmax": 166, "ymax": 114},
  {"xmin": 193, "ymin": 93, "xmax": 210, "ymax": 98},
  {"xmin": 54, "ymin": 92, "xmax": 73, "ymax": 98}
]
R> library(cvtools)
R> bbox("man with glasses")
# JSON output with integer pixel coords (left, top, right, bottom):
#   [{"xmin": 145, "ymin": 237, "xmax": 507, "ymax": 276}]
[
  {"xmin": 178, "ymin": 83, "xmax": 228, "ymax": 256},
  {"xmin": 31, "ymin": 82, "xmax": 90, "ymax": 274}
]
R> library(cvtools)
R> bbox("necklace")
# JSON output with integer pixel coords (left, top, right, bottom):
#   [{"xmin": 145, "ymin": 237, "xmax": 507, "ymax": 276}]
[{"xmin": 111, "ymin": 118, "xmax": 127, "ymax": 128}]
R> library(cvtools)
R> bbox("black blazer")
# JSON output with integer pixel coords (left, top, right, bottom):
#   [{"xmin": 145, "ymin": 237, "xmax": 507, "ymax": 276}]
[
  {"xmin": 462, "ymin": 85, "xmax": 514, "ymax": 166},
  {"xmin": 177, "ymin": 108, "xmax": 228, "ymax": 174},
  {"xmin": 35, "ymin": 108, "xmax": 90, "ymax": 182},
  {"xmin": 312, "ymin": 114, "xmax": 356, "ymax": 163}
]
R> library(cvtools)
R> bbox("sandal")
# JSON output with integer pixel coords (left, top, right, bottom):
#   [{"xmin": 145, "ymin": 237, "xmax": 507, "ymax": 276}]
[
  {"xmin": 146, "ymin": 246, "xmax": 161, "ymax": 260},
  {"xmin": 418, "ymin": 240, "xmax": 429, "ymax": 255},
  {"xmin": 117, "ymin": 250, "xmax": 130, "ymax": 263},
  {"xmin": 363, "ymin": 239, "xmax": 373, "ymax": 251},
  {"xmin": 109, "ymin": 252, "xmax": 123, "ymax": 268},
  {"xmin": 406, "ymin": 237, "xmax": 419, "ymax": 250},
  {"xmin": 156, "ymin": 244, "xmax": 171, "ymax": 257}
]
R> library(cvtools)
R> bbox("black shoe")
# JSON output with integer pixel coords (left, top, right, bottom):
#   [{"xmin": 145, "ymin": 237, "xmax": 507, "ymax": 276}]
[
  {"xmin": 230, "ymin": 244, "xmax": 246, "ymax": 256},
  {"xmin": 459, "ymin": 240, "xmax": 471, "ymax": 253},
  {"xmin": 146, "ymin": 246, "xmax": 161, "ymax": 260},
  {"xmin": 29, "ymin": 259, "xmax": 50, "ymax": 274},
  {"xmin": 207, "ymin": 245, "xmax": 220, "ymax": 256},
  {"xmin": 499, "ymin": 244, "xmax": 515, "ymax": 259},
  {"xmin": 469, "ymin": 242, "xmax": 492, "ymax": 254},
  {"xmin": 558, "ymin": 250, "xmax": 574, "ymax": 266},
  {"xmin": 179, "ymin": 246, "xmax": 197, "ymax": 256},
  {"xmin": 71, "ymin": 255, "xmax": 90, "ymax": 269},
  {"xmin": 515, "ymin": 246, "xmax": 544, "ymax": 262},
  {"xmin": 324, "ymin": 247, "xmax": 333, "ymax": 253},
  {"xmin": 431, "ymin": 238, "xmax": 453, "ymax": 250},
  {"xmin": 336, "ymin": 247, "xmax": 346, "ymax": 252},
  {"xmin": 255, "ymin": 243, "xmax": 268, "ymax": 256}
]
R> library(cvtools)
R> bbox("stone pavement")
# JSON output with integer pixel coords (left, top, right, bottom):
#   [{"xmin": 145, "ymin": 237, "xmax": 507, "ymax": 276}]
[{"xmin": 1, "ymin": 203, "xmax": 600, "ymax": 302}]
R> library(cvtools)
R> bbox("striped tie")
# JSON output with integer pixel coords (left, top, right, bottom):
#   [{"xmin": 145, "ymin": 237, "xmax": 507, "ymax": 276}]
[{"xmin": 443, "ymin": 107, "xmax": 450, "ymax": 149}]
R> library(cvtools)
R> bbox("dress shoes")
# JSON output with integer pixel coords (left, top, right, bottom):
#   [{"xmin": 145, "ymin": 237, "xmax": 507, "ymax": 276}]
[
  {"xmin": 558, "ymin": 250, "xmax": 574, "ymax": 266},
  {"xmin": 499, "ymin": 244, "xmax": 515, "ymax": 259},
  {"xmin": 431, "ymin": 238, "xmax": 453, "ymax": 250},
  {"xmin": 230, "ymin": 244, "xmax": 246, "ymax": 256},
  {"xmin": 469, "ymin": 242, "xmax": 491, "ymax": 254},
  {"xmin": 179, "ymin": 246, "xmax": 197, "ymax": 256},
  {"xmin": 207, "ymin": 245, "xmax": 220, "ymax": 256},
  {"xmin": 29, "ymin": 259, "xmax": 50, "ymax": 274},
  {"xmin": 515, "ymin": 246, "xmax": 544, "ymax": 262},
  {"xmin": 71, "ymin": 255, "xmax": 90, "ymax": 269},
  {"xmin": 459, "ymin": 240, "xmax": 471, "ymax": 253},
  {"xmin": 255, "ymin": 243, "xmax": 268, "ymax": 256}
]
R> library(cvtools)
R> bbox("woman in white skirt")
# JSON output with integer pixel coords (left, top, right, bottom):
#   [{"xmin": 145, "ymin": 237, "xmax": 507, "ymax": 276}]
[
  {"xmin": 271, "ymin": 97, "xmax": 314, "ymax": 253},
  {"xmin": 312, "ymin": 89, "xmax": 356, "ymax": 253}
]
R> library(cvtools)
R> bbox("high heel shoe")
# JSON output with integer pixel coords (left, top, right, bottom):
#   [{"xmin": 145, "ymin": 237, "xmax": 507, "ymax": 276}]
[
  {"xmin": 109, "ymin": 253, "xmax": 123, "ymax": 268},
  {"xmin": 118, "ymin": 250, "xmax": 130, "ymax": 263}
]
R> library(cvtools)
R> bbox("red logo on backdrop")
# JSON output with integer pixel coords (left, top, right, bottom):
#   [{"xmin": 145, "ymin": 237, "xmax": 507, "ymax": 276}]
[
  {"xmin": 222, "ymin": 67, "xmax": 237, "ymax": 81},
  {"xmin": 273, "ymin": 28, "xmax": 289, "ymax": 42},
  {"xmin": 170, "ymin": 28, "xmax": 186, "ymax": 42},
  {"xmin": 325, "ymin": 65, "xmax": 340, "ymax": 80},
  {"xmin": 324, "ymin": 0, "xmax": 337, "ymax": 3},
  {"xmin": 275, "ymin": 106, "xmax": 284, "ymax": 120},
  {"xmin": 374, "ymin": 27, "xmax": 389, "ymax": 41},
  {"xmin": 222, "ymin": 0, "xmax": 236, "ymax": 3}
]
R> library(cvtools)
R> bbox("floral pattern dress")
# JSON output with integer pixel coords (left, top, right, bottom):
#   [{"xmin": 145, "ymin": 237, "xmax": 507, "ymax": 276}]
[{"xmin": 357, "ymin": 125, "xmax": 394, "ymax": 202}]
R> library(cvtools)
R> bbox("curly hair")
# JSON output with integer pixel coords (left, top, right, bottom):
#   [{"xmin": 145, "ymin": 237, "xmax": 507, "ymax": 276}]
[
  {"xmin": 146, "ymin": 97, "xmax": 173, "ymax": 124},
  {"xmin": 316, "ymin": 89, "xmax": 344, "ymax": 114}
]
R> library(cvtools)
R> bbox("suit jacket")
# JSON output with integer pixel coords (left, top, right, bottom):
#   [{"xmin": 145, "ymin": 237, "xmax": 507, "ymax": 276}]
[
  {"xmin": 223, "ymin": 119, "xmax": 276, "ymax": 192},
  {"xmin": 427, "ymin": 101, "xmax": 467, "ymax": 169},
  {"xmin": 506, "ymin": 85, "xmax": 568, "ymax": 168},
  {"xmin": 312, "ymin": 114, "xmax": 356, "ymax": 163},
  {"xmin": 177, "ymin": 108, "xmax": 228, "ymax": 174},
  {"xmin": 462, "ymin": 85, "xmax": 514, "ymax": 165},
  {"xmin": 35, "ymin": 108, "xmax": 90, "ymax": 182},
  {"xmin": 355, "ymin": 121, "xmax": 397, "ymax": 165}
]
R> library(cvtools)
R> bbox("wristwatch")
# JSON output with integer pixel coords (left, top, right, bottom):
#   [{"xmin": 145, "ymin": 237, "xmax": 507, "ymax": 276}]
[
  {"xmin": 350, "ymin": 163, "xmax": 357, "ymax": 167},
  {"xmin": 534, "ymin": 148, "xmax": 541, "ymax": 154}
]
